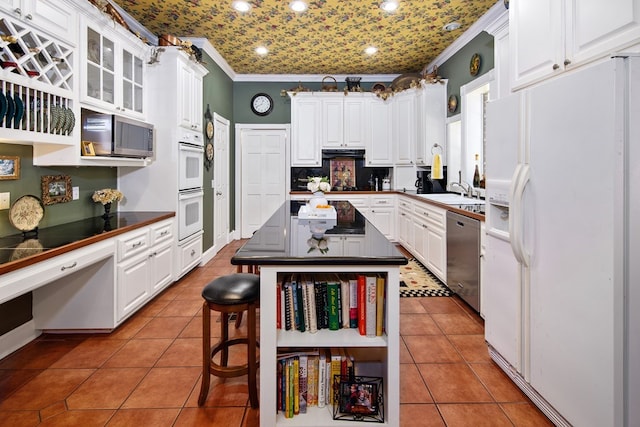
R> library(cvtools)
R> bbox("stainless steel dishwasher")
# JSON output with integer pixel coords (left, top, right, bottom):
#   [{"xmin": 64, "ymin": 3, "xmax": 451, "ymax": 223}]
[{"xmin": 446, "ymin": 211, "xmax": 481, "ymax": 312}]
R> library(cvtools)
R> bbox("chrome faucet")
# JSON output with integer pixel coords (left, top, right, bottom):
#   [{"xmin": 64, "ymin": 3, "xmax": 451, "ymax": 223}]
[{"xmin": 450, "ymin": 181, "xmax": 473, "ymax": 198}]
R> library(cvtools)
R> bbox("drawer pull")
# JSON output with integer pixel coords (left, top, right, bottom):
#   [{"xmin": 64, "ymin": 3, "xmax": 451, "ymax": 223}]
[
  {"xmin": 160, "ymin": 230, "xmax": 169, "ymax": 236},
  {"xmin": 60, "ymin": 262, "xmax": 77, "ymax": 271},
  {"xmin": 190, "ymin": 249, "xmax": 196, "ymax": 256},
  {"xmin": 132, "ymin": 241, "xmax": 143, "ymax": 249}
]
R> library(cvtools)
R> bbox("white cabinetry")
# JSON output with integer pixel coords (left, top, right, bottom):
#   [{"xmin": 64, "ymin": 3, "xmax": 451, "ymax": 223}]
[
  {"xmin": 177, "ymin": 56, "xmax": 204, "ymax": 132},
  {"xmin": 80, "ymin": 15, "xmax": 146, "ymax": 118},
  {"xmin": 0, "ymin": 0, "xmax": 76, "ymax": 43},
  {"xmin": 116, "ymin": 219, "xmax": 175, "ymax": 322},
  {"xmin": 290, "ymin": 93, "xmax": 322, "ymax": 166},
  {"xmin": 391, "ymin": 90, "xmax": 417, "ymax": 165},
  {"xmin": 365, "ymin": 98, "xmax": 392, "ymax": 166},
  {"xmin": 343, "ymin": 95, "xmax": 367, "ymax": 148},
  {"xmin": 319, "ymin": 93, "xmax": 368, "ymax": 149},
  {"xmin": 363, "ymin": 195, "xmax": 395, "ymax": 240},
  {"xmin": 397, "ymin": 198, "xmax": 413, "ymax": 251},
  {"xmin": 320, "ymin": 95, "xmax": 344, "ymax": 148},
  {"xmin": 259, "ymin": 263, "xmax": 400, "ymax": 427},
  {"xmin": 412, "ymin": 200, "xmax": 447, "ymax": 282},
  {"xmin": 511, "ymin": 0, "xmax": 640, "ymax": 89},
  {"xmin": 418, "ymin": 81, "xmax": 447, "ymax": 166}
]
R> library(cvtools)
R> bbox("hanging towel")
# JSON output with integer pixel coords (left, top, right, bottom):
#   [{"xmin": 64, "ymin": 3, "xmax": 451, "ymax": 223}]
[{"xmin": 431, "ymin": 153, "xmax": 443, "ymax": 179}]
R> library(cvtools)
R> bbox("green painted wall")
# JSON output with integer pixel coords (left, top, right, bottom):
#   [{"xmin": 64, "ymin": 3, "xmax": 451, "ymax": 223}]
[
  {"xmin": 437, "ymin": 31, "xmax": 494, "ymax": 117},
  {"xmin": 0, "ymin": 144, "xmax": 117, "ymax": 237},
  {"xmin": 201, "ymin": 51, "xmax": 234, "ymax": 252}
]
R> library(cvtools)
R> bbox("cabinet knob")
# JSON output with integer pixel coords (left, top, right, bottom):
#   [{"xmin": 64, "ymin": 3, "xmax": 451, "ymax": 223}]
[
  {"xmin": 61, "ymin": 261, "xmax": 78, "ymax": 271},
  {"xmin": 14, "ymin": 7, "xmax": 21, "ymax": 15},
  {"xmin": 25, "ymin": 13, "xmax": 32, "ymax": 20},
  {"xmin": 190, "ymin": 249, "xmax": 196, "ymax": 256},
  {"xmin": 563, "ymin": 59, "xmax": 571, "ymax": 66},
  {"xmin": 552, "ymin": 63, "xmax": 560, "ymax": 70}
]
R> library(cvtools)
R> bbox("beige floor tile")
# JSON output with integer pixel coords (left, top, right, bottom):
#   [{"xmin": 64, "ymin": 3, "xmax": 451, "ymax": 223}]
[
  {"xmin": 66, "ymin": 367, "xmax": 149, "ymax": 409},
  {"xmin": 403, "ymin": 335, "xmax": 463, "ymax": 364}
]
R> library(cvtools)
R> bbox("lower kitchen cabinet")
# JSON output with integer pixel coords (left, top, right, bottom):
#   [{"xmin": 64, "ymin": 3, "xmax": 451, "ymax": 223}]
[
  {"xmin": 116, "ymin": 219, "xmax": 175, "ymax": 322},
  {"xmin": 177, "ymin": 233, "xmax": 203, "ymax": 279},
  {"xmin": 412, "ymin": 201, "xmax": 447, "ymax": 283}
]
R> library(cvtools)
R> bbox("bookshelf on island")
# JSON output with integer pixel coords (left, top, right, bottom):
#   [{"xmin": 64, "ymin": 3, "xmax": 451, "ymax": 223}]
[{"xmin": 232, "ymin": 201, "xmax": 407, "ymax": 427}]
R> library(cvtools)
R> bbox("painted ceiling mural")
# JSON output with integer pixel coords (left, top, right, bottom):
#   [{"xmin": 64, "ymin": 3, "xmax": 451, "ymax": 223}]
[{"xmin": 111, "ymin": 0, "xmax": 498, "ymax": 75}]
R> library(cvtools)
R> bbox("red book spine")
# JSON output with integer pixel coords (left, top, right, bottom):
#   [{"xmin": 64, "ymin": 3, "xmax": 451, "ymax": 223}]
[
  {"xmin": 276, "ymin": 282, "xmax": 282, "ymax": 329},
  {"xmin": 357, "ymin": 275, "xmax": 366, "ymax": 335}
]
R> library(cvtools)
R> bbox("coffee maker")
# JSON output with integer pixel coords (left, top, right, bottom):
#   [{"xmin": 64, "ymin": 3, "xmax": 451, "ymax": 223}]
[{"xmin": 415, "ymin": 170, "xmax": 431, "ymax": 194}]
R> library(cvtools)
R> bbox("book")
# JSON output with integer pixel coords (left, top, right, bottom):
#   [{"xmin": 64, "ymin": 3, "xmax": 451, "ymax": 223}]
[
  {"xmin": 314, "ymin": 281, "xmax": 326, "ymax": 330},
  {"xmin": 276, "ymin": 281, "xmax": 282, "ymax": 329},
  {"xmin": 327, "ymin": 281, "xmax": 341, "ymax": 331},
  {"xmin": 357, "ymin": 275, "xmax": 366, "ymax": 335},
  {"xmin": 366, "ymin": 276, "xmax": 377, "ymax": 337},
  {"xmin": 293, "ymin": 356, "xmax": 300, "ymax": 415},
  {"xmin": 307, "ymin": 355, "xmax": 318, "ymax": 407},
  {"xmin": 292, "ymin": 279, "xmax": 305, "ymax": 332},
  {"xmin": 376, "ymin": 275, "xmax": 385, "ymax": 336},
  {"xmin": 329, "ymin": 348, "xmax": 342, "ymax": 405},
  {"xmin": 280, "ymin": 281, "xmax": 286, "ymax": 330},
  {"xmin": 349, "ymin": 277, "xmax": 358, "ymax": 328},
  {"xmin": 299, "ymin": 280, "xmax": 310, "ymax": 333},
  {"xmin": 298, "ymin": 355, "xmax": 308, "ymax": 413},
  {"xmin": 341, "ymin": 278, "xmax": 350, "ymax": 328},
  {"xmin": 317, "ymin": 352, "xmax": 327, "ymax": 408},
  {"xmin": 284, "ymin": 281, "xmax": 294, "ymax": 331},
  {"xmin": 285, "ymin": 358, "xmax": 292, "ymax": 418},
  {"xmin": 277, "ymin": 358, "xmax": 284, "ymax": 412},
  {"xmin": 305, "ymin": 280, "xmax": 318, "ymax": 333}
]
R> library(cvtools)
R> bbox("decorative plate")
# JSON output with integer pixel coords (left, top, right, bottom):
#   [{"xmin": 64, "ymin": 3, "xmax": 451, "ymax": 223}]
[
  {"xmin": 390, "ymin": 73, "xmax": 422, "ymax": 91},
  {"xmin": 13, "ymin": 93, "xmax": 24, "ymax": 129},
  {"xmin": 67, "ymin": 109, "xmax": 75, "ymax": 135},
  {"xmin": 205, "ymin": 119, "xmax": 214, "ymax": 140},
  {"xmin": 470, "ymin": 53, "xmax": 481, "ymax": 76},
  {"xmin": 448, "ymin": 94, "xmax": 458, "ymax": 113},
  {"xmin": 57, "ymin": 106, "xmax": 67, "ymax": 133},
  {"xmin": 49, "ymin": 105, "xmax": 59, "ymax": 133},
  {"xmin": 5, "ymin": 91, "xmax": 15, "ymax": 127},
  {"xmin": 0, "ymin": 90, "xmax": 6, "ymax": 124},
  {"xmin": 9, "ymin": 195, "xmax": 45, "ymax": 232}
]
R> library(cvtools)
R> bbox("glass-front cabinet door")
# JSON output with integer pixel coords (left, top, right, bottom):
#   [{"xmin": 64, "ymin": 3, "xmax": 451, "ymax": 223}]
[
  {"xmin": 122, "ymin": 50, "xmax": 143, "ymax": 114},
  {"xmin": 86, "ymin": 27, "xmax": 115, "ymax": 106}
]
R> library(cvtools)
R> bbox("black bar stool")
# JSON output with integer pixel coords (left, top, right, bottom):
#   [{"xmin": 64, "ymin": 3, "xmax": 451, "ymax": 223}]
[{"xmin": 198, "ymin": 273, "xmax": 260, "ymax": 408}]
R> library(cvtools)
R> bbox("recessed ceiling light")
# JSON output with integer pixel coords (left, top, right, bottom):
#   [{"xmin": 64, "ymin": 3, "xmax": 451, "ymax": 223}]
[
  {"xmin": 380, "ymin": 1, "xmax": 399, "ymax": 12},
  {"xmin": 255, "ymin": 46, "xmax": 268, "ymax": 56},
  {"xmin": 443, "ymin": 21, "xmax": 461, "ymax": 31},
  {"xmin": 232, "ymin": 1, "xmax": 251, "ymax": 13},
  {"xmin": 289, "ymin": 1, "xmax": 308, "ymax": 12},
  {"xmin": 365, "ymin": 46, "xmax": 378, "ymax": 55}
]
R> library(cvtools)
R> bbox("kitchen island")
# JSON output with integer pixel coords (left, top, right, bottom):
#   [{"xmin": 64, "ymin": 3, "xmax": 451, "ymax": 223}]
[{"xmin": 232, "ymin": 201, "xmax": 407, "ymax": 427}]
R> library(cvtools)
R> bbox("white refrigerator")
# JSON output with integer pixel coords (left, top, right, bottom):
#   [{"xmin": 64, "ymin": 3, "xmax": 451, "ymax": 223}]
[{"xmin": 483, "ymin": 56, "xmax": 639, "ymax": 427}]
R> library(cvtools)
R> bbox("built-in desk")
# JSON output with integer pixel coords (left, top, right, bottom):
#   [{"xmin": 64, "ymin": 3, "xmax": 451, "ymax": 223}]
[
  {"xmin": 0, "ymin": 212, "xmax": 175, "ymax": 358},
  {"xmin": 232, "ymin": 201, "xmax": 406, "ymax": 427}
]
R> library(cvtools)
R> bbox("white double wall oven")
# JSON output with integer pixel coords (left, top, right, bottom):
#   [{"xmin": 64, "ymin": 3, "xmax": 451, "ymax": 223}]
[{"xmin": 178, "ymin": 139, "xmax": 204, "ymax": 242}]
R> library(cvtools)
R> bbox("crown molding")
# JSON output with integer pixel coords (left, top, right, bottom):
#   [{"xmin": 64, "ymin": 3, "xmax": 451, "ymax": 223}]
[
  {"xmin": 423, "ymin": 1, "xmax": 507, "ymax": 73},
  {"xmin": 233, "ymin": 74, "xmax": 400, "ymax": 83},
  {"xmin": 190, "ymin": 38, "xmax": 237, "ymax": 80}
]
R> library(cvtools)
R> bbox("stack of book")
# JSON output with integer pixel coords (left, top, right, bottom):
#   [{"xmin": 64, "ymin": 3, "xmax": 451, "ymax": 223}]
[
  {"xmin": 276, "ymin": 273, "xmax": 386, "ymax": 337},
  {"xmin": 277, "ymin": 348, "xmax": 356, "ymax": 418}
]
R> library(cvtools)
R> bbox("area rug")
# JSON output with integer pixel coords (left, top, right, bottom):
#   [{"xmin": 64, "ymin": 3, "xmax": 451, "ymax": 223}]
[{"xmin": 399, "ymin": 258, "xmax": 451, "ymax": 297}]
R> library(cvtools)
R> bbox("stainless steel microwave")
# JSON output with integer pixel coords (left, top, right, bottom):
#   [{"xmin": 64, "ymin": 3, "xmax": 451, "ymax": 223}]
[{"xmin": 81, "ymin": 109, "xmax": 154, "ymax": 158}]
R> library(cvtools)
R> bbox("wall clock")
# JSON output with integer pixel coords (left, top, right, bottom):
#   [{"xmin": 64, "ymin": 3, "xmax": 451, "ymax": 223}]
[{"xmin": 250, "ymin": 93, "xmax": 274, "ymax": 116}]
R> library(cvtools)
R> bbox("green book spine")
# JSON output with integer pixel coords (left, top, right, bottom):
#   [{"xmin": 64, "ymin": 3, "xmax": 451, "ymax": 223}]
[{"xmin": 327, "ymin": 282, "xmax": 340, "ymax": 330}]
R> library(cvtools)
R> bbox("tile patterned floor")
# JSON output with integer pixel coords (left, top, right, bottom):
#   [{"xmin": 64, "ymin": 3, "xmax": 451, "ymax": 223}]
[{"xmin": 0, "ymin": 241, "xmax": 553, "ymax": 426}]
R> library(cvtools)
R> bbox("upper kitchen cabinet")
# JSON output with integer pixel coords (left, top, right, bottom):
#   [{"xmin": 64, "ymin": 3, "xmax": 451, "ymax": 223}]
[
  {"xmin": 365, "ymin": 97, "xmax": 392, "ymax": 166},
  {"xmin": 417, "ymin": 81, "xmax": 447, "ymax": 166},
  {"xmin": 0, "ymin": 0, "xmax": 77, "ymax": 44},
  {"xmin": 80, "ymin": 15, "xmax": 147, "ymax": 119},
  {"xmin": 176, "ymin": 51, "xmax": 206, "ymax": 133},
  {"xmin": 0, "ymin": 10, "xmax": 76, "ymax": 147},
  {"xmin": 511, "ymin": 0, "xmax": 640, "ymax": 89},
  {"xmin": 320, "ymin": 93, "xmax": 368, "ymax": 149},
  {"xmin": 391, "ymin": 89, "xmax": 417, "ymax": 165},
  {"xmin": 290, "ymin": 93, "xmax": 322, "ymax": 166}
]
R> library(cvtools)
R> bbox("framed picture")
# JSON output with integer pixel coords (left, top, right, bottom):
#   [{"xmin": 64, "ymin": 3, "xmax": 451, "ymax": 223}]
[
  {"xmin": 330, "ymin": 158, "xmax": 356, "ymax": 190},
  {"xmin": 333, "ymin": 376, "xmax": 384, "ymax": 423},
  {"xmin": 41, "ymin": 175, "xmax": 72, "ymax": 205},
  {"xmin": 81, "ymin": 141, "xmax": 96, "ymax": 156},
  {"xmin": 0, "ymin": 156, "xmax": 20, "ymax": 180}
]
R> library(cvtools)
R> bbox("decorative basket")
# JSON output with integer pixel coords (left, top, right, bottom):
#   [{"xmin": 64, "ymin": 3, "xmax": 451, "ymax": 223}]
[{"xmin": 322, "ymin": 76, "xmax": 338, "ymax": 92}]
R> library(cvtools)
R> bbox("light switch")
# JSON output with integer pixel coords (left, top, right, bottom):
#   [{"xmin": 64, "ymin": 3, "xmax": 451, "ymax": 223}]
[
  {"xmin": 0, "ymin": 192, "xmax": 9, "ymax": 210},
  {"xmin": 72, "ymin": 186, "xmax": 80, "ymax": 200}
]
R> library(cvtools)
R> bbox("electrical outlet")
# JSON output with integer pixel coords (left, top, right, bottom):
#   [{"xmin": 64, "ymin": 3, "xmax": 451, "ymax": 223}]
[
  {"xmin": 0, "ymin": 192, "xmax": 9, "ymax": 210},
  {"xmin": 72, "ymin": 186, "xmax": 79, "ymax": 200}
]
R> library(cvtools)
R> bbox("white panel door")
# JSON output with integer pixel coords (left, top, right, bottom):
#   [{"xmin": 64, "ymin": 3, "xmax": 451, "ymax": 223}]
[
  {"xmin": 240, "ymin": 127, "xmax": 287, "ymax": 238},
  {"xmin": 213, "ymin": 113, "xmax": 230, "ymax": 251}
]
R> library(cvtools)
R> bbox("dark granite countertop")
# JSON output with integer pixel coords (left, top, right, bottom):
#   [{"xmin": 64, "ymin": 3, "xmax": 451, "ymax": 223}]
[
  {"xmin": 0, "ymin": 212, "xmax": 175, "ymax": 276},
  {"xmin": 232, "ymin": 201, "xmax": 407, "ymax": 266}
]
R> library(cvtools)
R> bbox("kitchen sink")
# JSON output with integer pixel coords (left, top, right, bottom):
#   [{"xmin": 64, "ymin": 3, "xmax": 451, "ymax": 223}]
[{"xmin": 416, "ymin": 193, "xmax": 485, "ymax": 205}]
